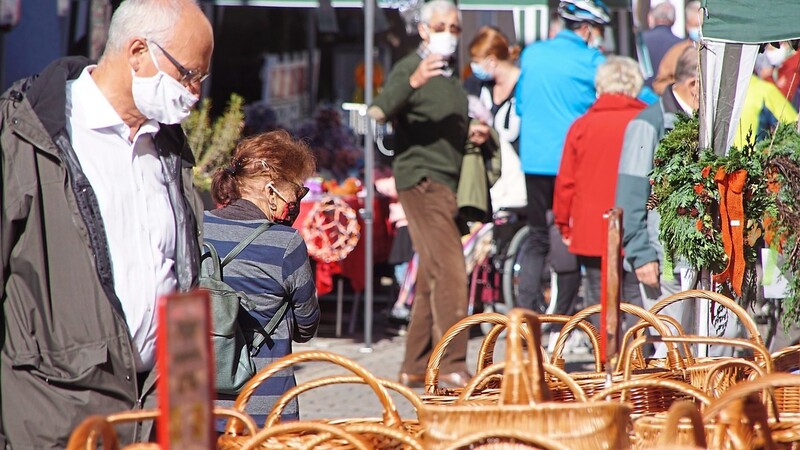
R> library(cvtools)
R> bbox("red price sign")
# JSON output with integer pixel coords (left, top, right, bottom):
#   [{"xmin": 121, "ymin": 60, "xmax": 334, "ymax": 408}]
[{"xmin": 156, "ymin": 289, "xmax": 215, "ymax": 450}]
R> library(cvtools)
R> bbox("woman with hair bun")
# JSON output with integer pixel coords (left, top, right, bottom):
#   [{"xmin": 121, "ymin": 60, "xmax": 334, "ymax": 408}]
[
  {"xmin": 203, "ymin": 130, "xmax": 320, "ymax": 425},
  {"xmin": 467, "ymin": 25, "xmax": 526, "ymax": 210}
]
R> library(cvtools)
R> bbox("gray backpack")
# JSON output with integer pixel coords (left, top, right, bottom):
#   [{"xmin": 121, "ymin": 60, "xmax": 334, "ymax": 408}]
[{"xmin": 200, "ymin": 222, "xmax": 289, "ymax": 395}]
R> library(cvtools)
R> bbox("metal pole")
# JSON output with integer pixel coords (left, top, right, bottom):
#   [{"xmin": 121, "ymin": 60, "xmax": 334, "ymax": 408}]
[{"xmin": 361, "ymin": 0, "xmax": 375, "ymax": 352}]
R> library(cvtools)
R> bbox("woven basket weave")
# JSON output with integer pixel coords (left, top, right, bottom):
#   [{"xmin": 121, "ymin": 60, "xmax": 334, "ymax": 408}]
[
  {"xmin": 770, "ymin": 345, "xmax": 800, "ymax": 414},
  {"xmin": 218, "ymin": 350, "xmax": 417, "ymax": 450},
  {"xmin": 418, "ymin": 308, "xmax": 631, "ymax": 450}
]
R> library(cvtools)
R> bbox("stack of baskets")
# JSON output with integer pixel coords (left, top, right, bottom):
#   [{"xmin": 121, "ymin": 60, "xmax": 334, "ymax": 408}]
[{"xmin": 68, "ymin": 289, "xmax": 800, "ymax": 449}]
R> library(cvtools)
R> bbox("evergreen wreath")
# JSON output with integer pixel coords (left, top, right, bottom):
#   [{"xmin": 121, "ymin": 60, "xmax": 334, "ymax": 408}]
[{"xmin": 651, "ymin": 114, "xmax": 800, "ymax": 327}]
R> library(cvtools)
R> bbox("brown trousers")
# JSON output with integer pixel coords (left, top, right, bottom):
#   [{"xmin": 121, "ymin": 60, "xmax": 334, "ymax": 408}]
[{"xmin": 398, "ymin": 178, "xmax": 468, "ymax": 374}]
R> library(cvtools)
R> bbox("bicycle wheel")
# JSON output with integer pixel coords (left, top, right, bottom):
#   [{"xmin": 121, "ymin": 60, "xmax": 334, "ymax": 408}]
[{"xmin": 501, "ymin": 225, "xmax": 557, "ymax": 315}]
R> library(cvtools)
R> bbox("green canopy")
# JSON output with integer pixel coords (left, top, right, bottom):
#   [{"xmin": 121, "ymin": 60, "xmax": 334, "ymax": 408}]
[{"xmin": 702, "ymin": 0, "xmax": 800, "ymax": 44}]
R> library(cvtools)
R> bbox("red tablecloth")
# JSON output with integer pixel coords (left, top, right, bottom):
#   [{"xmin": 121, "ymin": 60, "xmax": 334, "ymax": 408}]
[{"xmin": 294, "ymin": 195, "xmax": 392, "ymax": 296}]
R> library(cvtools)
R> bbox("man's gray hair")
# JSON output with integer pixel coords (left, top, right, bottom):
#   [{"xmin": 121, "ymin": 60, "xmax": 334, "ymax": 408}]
[
  {"xmin": 650, "ymin": 2, "xmax": 676, "ymax": 26},
  {"xmin": 105, "ymin": 0, "xmax": 199, "ymax": 53},
  {"xmin": 420, "ymin": 0, "xmax": 460, "ymax": 25},
  {"xmin": 675, "ymin": 45, "xmax": 698, "ymax": 83},
  {"xmin": 595, "ymin": 56, "xmax": 644, "ymax": 98},
  {"xmin": 685, "ymin": 1, "xmax": 701, "ymax": 18}
]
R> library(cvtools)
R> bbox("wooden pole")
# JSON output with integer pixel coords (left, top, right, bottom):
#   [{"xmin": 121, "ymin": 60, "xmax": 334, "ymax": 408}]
[{"xmin": 602, "ymin": 208, "xmax": 623, "ymax": 386}]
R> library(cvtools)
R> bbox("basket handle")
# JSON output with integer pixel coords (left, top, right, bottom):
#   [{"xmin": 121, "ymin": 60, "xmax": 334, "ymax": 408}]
[
  {"xmin": 656, "ymin": 400, "xmax": 708, "ymax": 448},
  {"xmin": 620, "ymin": 315, "xmax": 696, "ymax": 370},
  {"xmin": 588, "ymin": 377, "xmax": 712, "ymax": 407},
  {"xmin": 441, "ymin": 430, "xmax": 571, "ymax": 450},
  {"xmin": 703, "ymin": 372, "xmax": 800, "ymax": 420},
  {"xmin": 702, "ymin": 358, "xmax": 767, "ymax": 399},
  {"xmin": 476, "ymin": 314, "xmax": 602, "ymax": 373},
  {"xmin": 770, "ymin": 343, "xmax": 800, "ymax": 372},
  {"xmin": 66, "ymin": 416, "xmax": 119, "ymax": 450},
  {"xmin": 225, "ymin": 350, "xmax": 401, "ymax": 434},
  {"xmin": 425, "ymin": 312, "xmax": 511, "ymax": 395},
  {"xmin": 500, "ymin": 308, "xmax": 549, "ymax": 406},
  {"xmin": 551, "ymin": 303, "xmax": 683, "ymax": 372},
  {"xmin": 105, "ymin": 407, "xmax": 258, "ymax": 439},
  {"xmin": 648, "ymin": 290, "xmax": 763, "ymax": 345},
  {"xmin": 265, "ymin": 375, "xmax": 422, "ymax": 427},
  {"xmin": 458, "ymin": 361, "xmax": 588, "ymax": 403},
  {"xmin": 238, "ymin": 421, "xmax": 371, "ymax": 450}
]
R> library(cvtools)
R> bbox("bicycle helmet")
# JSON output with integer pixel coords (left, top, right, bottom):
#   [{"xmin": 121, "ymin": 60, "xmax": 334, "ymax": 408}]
[{"xmin": 557, "ymin": 0, "xmax": 611, "ymax": 25}]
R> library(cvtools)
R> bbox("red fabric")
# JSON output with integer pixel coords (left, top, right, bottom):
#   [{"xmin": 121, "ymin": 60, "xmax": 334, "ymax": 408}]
[
  {"xmin": 777, "ymin": 52, "xmax": 800, "ymax": 102},
  {"xmin": 553, "ymin": 94, "xmax": 647, "ymax": 257},
  {"xmin": 295, "ymin": 195, "xmax": 392, "ymax": 296}
]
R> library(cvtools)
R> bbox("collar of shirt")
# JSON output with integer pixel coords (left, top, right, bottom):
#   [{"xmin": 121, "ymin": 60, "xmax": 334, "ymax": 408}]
[
  {"xmin": 70, "ymin": 66, "xmax": 160, "ymax": 140},
  {"xmin": 671, "ymin": 87, "xmax": 694, "ymax": 115}
]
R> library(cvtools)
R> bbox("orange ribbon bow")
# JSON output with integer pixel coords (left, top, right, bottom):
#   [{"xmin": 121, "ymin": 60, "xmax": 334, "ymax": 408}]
[{"xmin": 711, "ymin": 168, "xmax": 748, "ymax": 296}]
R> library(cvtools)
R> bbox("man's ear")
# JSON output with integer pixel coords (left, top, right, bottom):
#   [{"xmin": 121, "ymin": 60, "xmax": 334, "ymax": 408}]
[
  {"xmin": 418, "ymin": 22, "xmax": 429, "ymax": 41},
  {"xmin": 127, "ymin": 37, "xmax": 148, "ymax": 73}
]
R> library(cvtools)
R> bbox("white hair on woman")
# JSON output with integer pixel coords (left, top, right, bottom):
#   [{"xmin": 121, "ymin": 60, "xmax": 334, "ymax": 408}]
[
  {"xmin": 105, "ymin": 0, "xmax": 198, "ymax": 54},
  {"xmin": 420, "ymin": 0, "xmax": 460, "ymax": 25},
  {"xmin": 595, "ymin": 56, "xmax": 644, "ymax": 98}
]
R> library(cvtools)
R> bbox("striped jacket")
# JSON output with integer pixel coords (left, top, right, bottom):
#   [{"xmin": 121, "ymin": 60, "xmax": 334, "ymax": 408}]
[{"xmin": 203, "ymin": 199, "xmax": 320, "ymax": 426}]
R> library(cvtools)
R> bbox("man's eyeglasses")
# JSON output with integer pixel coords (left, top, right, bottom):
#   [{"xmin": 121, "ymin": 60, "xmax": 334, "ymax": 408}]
[
  {"xmin": 427, "ymin": 22, "xmax": 462, "ymax": 34},
  {"xmin": 151, "ymin": 41, "xmax": 209, "ymax": 86}
]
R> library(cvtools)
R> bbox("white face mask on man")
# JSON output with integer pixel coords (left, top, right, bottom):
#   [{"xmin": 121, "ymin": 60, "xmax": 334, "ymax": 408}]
[
  {"xmin": 131, "ymin": 42, "xmax": 199, "ymax": 125},
  {"xmin": 427, "ymin": 29, "xmax": 459, "ymax": 57}
]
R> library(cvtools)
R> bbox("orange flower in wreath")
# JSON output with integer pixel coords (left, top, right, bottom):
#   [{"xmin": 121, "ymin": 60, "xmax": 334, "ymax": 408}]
[
  {"xmin": 693, "ymin": 184, "xmax": 704, "ymax": 195},
  {"xmin": 701, "ymin": 165, "xmax": 712, "ymax": 179}
]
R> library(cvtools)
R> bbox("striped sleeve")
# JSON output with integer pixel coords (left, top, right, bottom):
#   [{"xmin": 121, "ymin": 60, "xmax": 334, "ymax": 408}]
[{"xmin": 282, "ymin": 232, "xmax": 320, "ymax": 342}]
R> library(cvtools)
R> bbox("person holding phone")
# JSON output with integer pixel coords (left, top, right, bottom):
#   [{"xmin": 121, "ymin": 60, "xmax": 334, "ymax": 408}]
[{"xmin": 368, "ymin": 0, "xmax": 487, "ymax": 389}]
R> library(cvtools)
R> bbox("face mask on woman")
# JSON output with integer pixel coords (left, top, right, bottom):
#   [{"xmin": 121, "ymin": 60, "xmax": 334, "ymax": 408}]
[
  {"xmin": 470, "ymin": 61, "xmax": 494, "ymax": 81},
  {"xmin": 131, "ymin": 42, "xmax": 199, "ymax": 124}
]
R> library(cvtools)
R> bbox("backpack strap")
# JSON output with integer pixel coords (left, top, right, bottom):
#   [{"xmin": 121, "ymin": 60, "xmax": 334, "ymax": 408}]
[
  {"xmin": 201, "ymin": 242, "xmax": 223, "ymax": 281},
  {"xmin": 221, "ymin": 222, "xmax": 273, "ymax": 267},
  {"xmin": 249, "ymin": 300, "xmax": 291, "ymax": 356}
]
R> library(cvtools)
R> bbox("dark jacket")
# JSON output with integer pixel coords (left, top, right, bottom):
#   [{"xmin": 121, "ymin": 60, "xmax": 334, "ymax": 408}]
[
  {"xmin": 0, "ymin": 57, "xmax": 202, "ymax": 449},
  {"xmin": 643, "ymin": 25, "xmax": 683, "ymax": 82}
]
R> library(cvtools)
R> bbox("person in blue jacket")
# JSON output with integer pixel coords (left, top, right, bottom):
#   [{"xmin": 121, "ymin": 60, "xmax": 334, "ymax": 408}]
[{"xmin": 514, "ymin": 0, "xmax": 610, "ymax": 318}]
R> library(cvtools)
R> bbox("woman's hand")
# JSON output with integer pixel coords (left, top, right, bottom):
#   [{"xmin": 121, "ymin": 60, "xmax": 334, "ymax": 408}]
[
  {"xmin": 468, "ymin": 122, "xmax": 491, "ymax": 146},
  {"xmin": 409, "ymin": 54, "xmax": 446, "ymax": 89}
]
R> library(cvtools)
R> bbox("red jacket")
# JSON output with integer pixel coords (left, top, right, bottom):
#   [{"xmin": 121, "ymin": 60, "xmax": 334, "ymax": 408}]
[{"xmin": 553, "ymin": 94, "xmax": 646, "ymax": 257}]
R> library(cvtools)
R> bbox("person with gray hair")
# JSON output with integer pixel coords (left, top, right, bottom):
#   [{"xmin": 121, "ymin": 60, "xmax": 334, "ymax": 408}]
[
  {"xmin": 0, "ymin": 0, "xmax": 212, "ymax": 446},
  {"xmin": 643, "ymin": 1, "xmax": 682, "ymax": 85},
  {"xmin": 553, "ymin": 56, "xmax": 647, "ymax": 329},
  {"xmin": 369, "ymin": 0, "xmax": 487, "ymax": 389}
]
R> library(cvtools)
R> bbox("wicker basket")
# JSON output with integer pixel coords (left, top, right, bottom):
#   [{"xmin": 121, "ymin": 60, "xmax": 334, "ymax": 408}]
[
  {"xmin": 547, "ymin": 303, "xmax": 687, "ymax": 414},
  {"xmin": 622, "ymin": 334, "xmax": 774, "ymax": 398},
  {"xmin": 265, "ymin": 375, "xmax": 423, "ymax": 438},
  {"xmin": 422, "ymin": 312, "xmax": 520, "ymax": 404},
  {"xmin": 440, "ymin": 429, "xmax": 571, "ymax": 450},
  {"xmin": 418, "ymin": 308, "xmax": 632, "ymax": 450},
  {"xmin": 461, "ymin": 361, "xmax": 589, "ymax": 403},
  {"xmin": 67, "ymin": 408, "xmax": 256, "ymax": 450},
  {"xmin": 770, "ymin": 345, "xmax": 800, "ymax": 414},
  {"xmin": 638, "ymin": 400, "xmax": 708, "ymax": 450},
  {"xmin": 218, "ymin": 350, "xmax": 417, "ymax": 450},
  {"xmin": 644, "ymin": 290, "xmax": 766, "ymax": 389}
]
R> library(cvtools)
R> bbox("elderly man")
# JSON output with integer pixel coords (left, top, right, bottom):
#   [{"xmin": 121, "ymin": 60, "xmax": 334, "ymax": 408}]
[
  {"xmin": 0, "ymin": 0, "xmax": 212, "ymax": 447},
  {"xmin": 369, "ymin": 0, "xmax": 482, "ymax": 389},
  {"xmin": 643, "ymin": 2, "xmax": 682, "ymax": 84}
]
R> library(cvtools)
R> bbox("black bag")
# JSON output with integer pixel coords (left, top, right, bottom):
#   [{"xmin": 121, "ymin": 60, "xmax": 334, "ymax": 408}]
[{"xmin": 200, "ymin": 222, "xmax": 289, "ymax": 395}]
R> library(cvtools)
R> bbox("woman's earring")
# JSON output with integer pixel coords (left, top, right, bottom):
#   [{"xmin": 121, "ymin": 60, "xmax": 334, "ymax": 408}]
[{"xmin": 269, "ymin": 202, "xmax": 278, "ymax": 211}]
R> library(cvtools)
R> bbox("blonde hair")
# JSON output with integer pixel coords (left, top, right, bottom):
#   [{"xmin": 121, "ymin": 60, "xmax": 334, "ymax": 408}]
[{"xmin": 595, "ymin": 56, "xmax": 644, "ymax": 98}]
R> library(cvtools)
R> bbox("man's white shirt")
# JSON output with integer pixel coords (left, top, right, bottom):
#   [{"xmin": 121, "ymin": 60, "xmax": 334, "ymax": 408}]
[{"xmin": 66, "ymin": 66, "xmax": 176, "ymax": 372}]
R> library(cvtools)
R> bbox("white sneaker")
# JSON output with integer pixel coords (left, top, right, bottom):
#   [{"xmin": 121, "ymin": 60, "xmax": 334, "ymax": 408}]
[{"xmin": 564, "ymin": 332, "xmax": 591, "ymax": 355}]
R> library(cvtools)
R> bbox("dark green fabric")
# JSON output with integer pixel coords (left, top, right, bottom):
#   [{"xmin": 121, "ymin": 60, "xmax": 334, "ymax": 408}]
[
  {"xmin": 702, "ymin": 0, "xmax": 800, "ymax": 43},
  {"xmin": 371, "ymin": 51, "xmax": 469, "ymax": 193}
]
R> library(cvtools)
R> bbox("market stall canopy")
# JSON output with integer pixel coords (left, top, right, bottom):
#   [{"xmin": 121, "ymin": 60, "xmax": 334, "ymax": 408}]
[{"xmin": 702, "ymin": 0, "xmax": 800, "ymax": 44}]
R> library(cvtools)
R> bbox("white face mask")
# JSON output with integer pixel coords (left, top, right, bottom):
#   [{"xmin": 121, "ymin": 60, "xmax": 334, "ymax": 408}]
[
  {"xmin": 131, "ymin": 42, "xmax": 199, "ymax": 124},
  {"xmin": 765, "ymin": 45, "xmax": 791, "ymax": 67},
  {"xmin": 427, "ymin": 30, "xmax": 459, "ymax": 57},
  {"xmin": 586, "ymin": 27, "xmax": 603, "ymax": 49}
]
